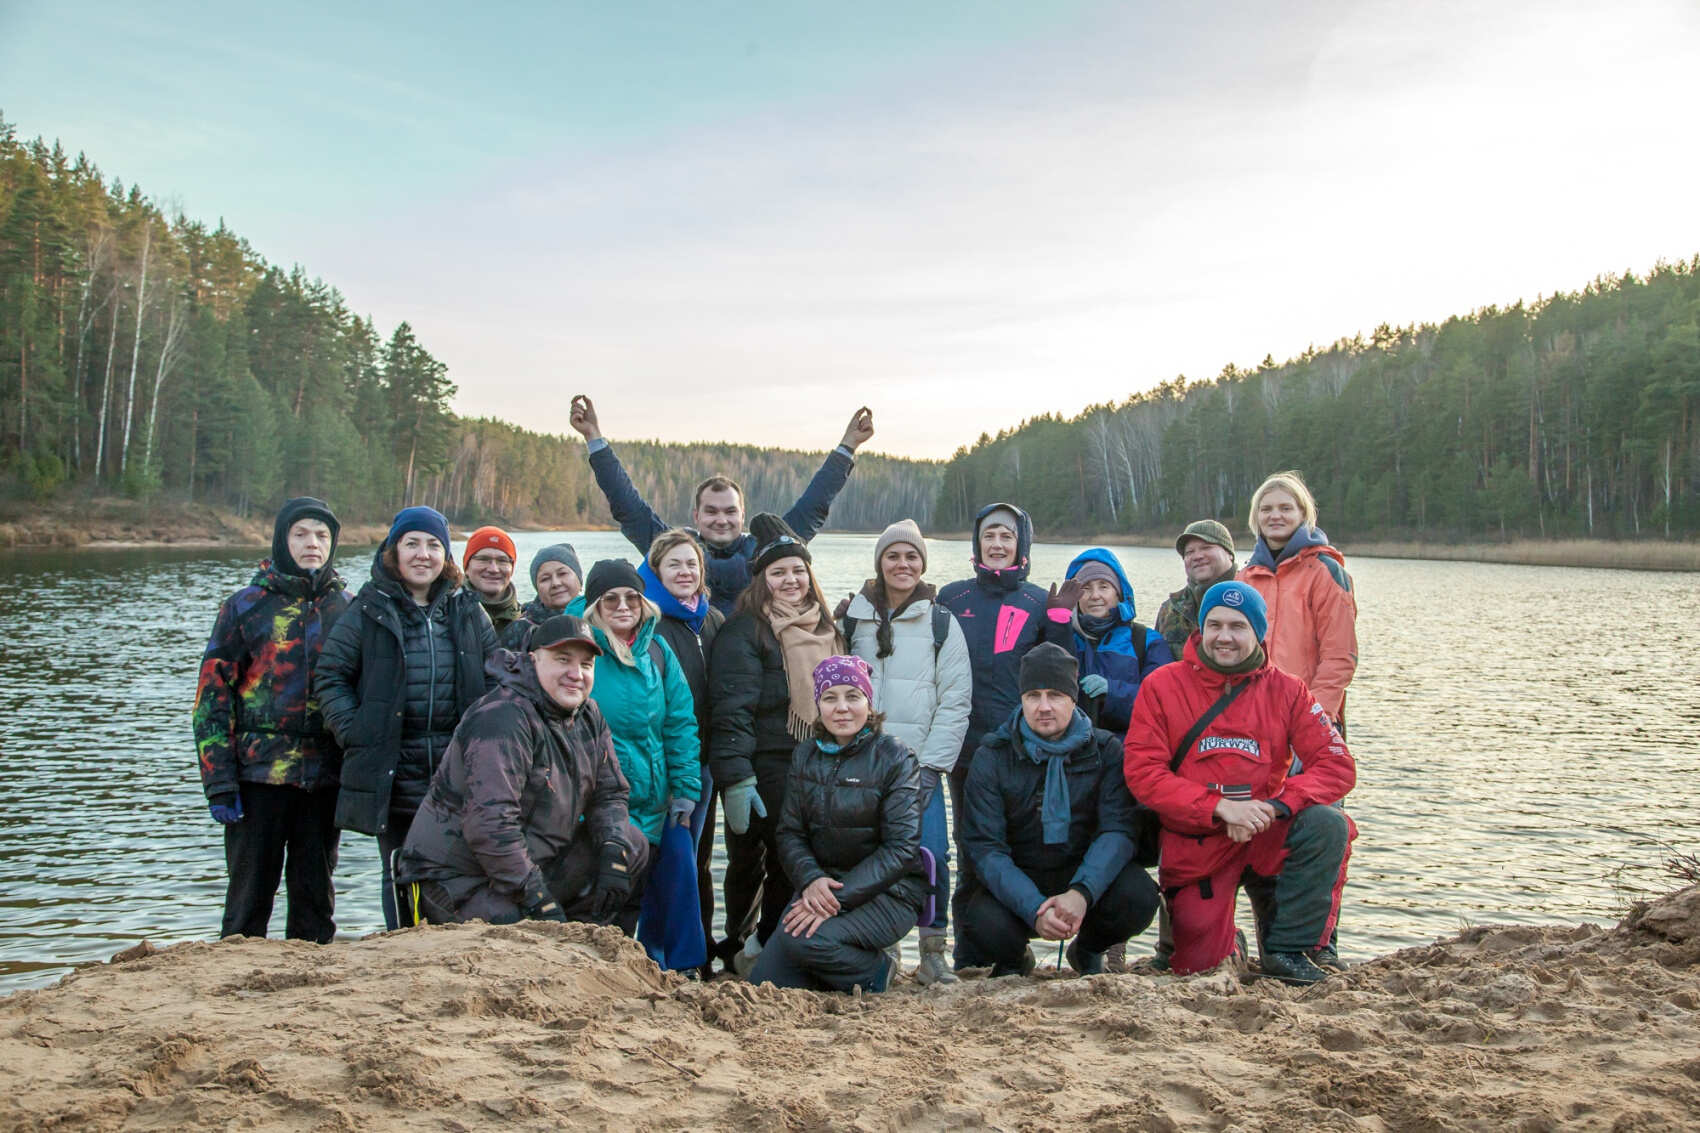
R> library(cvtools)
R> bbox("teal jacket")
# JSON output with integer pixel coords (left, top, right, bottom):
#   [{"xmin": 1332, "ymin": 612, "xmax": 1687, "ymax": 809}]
[{"xmin": 588, "ymin": 616, "xmax": 702, "ymax": 843}]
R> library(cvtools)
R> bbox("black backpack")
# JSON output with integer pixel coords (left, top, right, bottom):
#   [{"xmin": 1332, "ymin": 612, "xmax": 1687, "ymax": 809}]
[{"xmin": 842, "ymin": 605, "xmax": 953, "ymax": 660}]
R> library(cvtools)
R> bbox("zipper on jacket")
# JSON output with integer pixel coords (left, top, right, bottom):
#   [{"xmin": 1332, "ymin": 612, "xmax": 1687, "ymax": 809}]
[{"xmin": 425, "ymin": 604, "xmax": 439, "ymax": 778}]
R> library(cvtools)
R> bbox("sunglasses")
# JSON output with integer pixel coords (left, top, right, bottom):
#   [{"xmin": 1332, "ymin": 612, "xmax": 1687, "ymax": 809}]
[{"xmin": 598, "ymin": 591, "xmax": 643, "ymax": 609}]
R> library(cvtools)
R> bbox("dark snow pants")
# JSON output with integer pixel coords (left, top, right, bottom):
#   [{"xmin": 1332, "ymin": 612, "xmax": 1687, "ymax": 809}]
[
  {"xmin": 959, "ymin": 860, "xmax": 1161, "ymax": 976},
  {"xmin": 221, "ymin": 782, "xmax": 340, "ymax": 943},
  {"xmin": 747, "ymin": 891, "xmax": 918, "ymax": 993}
]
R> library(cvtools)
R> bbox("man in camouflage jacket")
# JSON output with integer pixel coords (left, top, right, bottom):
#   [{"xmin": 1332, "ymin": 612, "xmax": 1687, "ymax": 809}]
[
  {"xmin": 397, "ymin": 616, "xmax": 649, "ymax": 925},
  {"xmin": 193, "ymin": 497, "xmax": 352, "ymax": 942},
  {"xmin": 1153, "ymin": 519, "xmax": 1239, "ymax": 656}
]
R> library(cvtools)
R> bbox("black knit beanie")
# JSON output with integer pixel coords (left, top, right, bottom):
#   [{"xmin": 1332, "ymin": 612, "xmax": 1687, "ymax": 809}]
[
  {"xmin": 750, "ymin": 512, "xmax": 810, "ymax": 573},
  {"xmin": 1019, "ymin": 642, "xmax": 1079, "ymax": 700},
  {"xmin": 584, "ymin": 558, "xmax": 646, "ymax": 607}
]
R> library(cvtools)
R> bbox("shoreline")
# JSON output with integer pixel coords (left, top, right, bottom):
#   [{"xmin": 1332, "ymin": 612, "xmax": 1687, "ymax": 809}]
[{"xmin": 4, "ymin": 501, "xmax": 1697, "ymax": 572}]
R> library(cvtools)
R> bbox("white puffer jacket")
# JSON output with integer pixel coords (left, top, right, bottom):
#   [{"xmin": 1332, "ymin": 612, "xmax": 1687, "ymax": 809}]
[{"xmin": 842, "ymin": 592, "xmax": 972, "ymax": 773}]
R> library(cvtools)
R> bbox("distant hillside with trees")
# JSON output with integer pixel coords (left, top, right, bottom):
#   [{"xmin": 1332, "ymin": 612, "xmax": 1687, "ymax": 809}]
[
  {"xmin": 0, "ymin": 116, "xmax": 939, "ymax": 530},
  {"xmin": 936, "ymin": 259, "xmax": 1700, "ymax": 541}
]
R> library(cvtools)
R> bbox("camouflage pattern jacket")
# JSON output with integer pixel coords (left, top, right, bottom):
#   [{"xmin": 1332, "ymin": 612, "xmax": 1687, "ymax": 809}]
[
  {"xmin": 193, "ymin": 561, "xmax": 353, "ymax": 799},
  {"xmin": 1153, "ymin": 565, "xmax": 1236, "ymax": 657},
  {"xmin": 396, "ymin": 651, "xmax": 633, "ymax": 901}
]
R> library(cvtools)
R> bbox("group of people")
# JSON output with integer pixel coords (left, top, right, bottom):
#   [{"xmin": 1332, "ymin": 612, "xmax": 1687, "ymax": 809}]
[{"xmin": 193, "ymin": 399, "xmax": 1361, "ymax": 992}]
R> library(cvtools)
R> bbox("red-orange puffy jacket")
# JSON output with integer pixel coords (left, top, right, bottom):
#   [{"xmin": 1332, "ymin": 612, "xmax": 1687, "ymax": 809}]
[
  {"xmin": 1238, "ymin": 526, "xmax": 1357, "ymax": 720},
  {"xmin": 1123, "ymin": 636, "xmax": 1355, "ymax": 887}
]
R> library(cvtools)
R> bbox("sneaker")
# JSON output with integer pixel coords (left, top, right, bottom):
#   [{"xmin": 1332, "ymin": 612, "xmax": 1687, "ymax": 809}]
[
  {"xmin": 915, "ymin": 935, "xmax": 959, "ymax": 986},
  {"xmin": 1065, "ymin": 938, "xmax": 1105, "ymax": 976},
  {"xmin": 1310, "ymin": 945, "xmax": 1347, "ymax": 972},
  {"xmin": 1260, "ymin": 950, "xmax": 1328, "ymax": 986},
  {"xmin": 732, "ymin": 935, "xmax": 762, "ymax": 978}
]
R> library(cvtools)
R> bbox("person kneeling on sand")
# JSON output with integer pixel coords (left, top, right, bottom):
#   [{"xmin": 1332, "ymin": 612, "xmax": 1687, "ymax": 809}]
[
  {"xmin": 747, "ymin": 656, "xmax": 924, "ymax": 993},
  {"xmin": 395, "ymin": 616, "xmax": 649, "ymax": 926},
  {"xmin": 959, "ymin": 644, "xmax": 1161, "ymax": 977},
  {"xmin": 1123, "ymin": 583, "xmax": 1355, "ymax": 985}
]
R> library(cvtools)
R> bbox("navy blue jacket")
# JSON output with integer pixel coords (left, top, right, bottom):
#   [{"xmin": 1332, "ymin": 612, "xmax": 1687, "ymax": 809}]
[
  {"xmin": 586, "ymin": 440, "xmax": 855, "ymax": 614},
  {"xmin": 961, "ymin": 709, "xmax": 1144, "ymax": 925},
  {"xmin": 1064, "ymin": 548, "xmax": 1176, "ymax": 737},
  {"xmin": 937, "ymin": 502, "xmax": 1072, "ymax": 771}
]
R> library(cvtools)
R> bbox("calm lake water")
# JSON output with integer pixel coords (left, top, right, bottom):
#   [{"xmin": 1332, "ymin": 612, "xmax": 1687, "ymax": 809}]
[{"xmin": 2, "ymin": 532, "xmax": 1697, "ymax": 993}]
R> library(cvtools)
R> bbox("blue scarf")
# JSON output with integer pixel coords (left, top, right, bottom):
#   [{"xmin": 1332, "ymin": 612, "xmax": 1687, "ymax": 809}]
[
  {"xmin": 639, "ymin": 559, "xmax": 708, "ymax": 634},
  {"xmin": 1017, "ymin": 709, "xmax": 1092, "ymax": 845}
]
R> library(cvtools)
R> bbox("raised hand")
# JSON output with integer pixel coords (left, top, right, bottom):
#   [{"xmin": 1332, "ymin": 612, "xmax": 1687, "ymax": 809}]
[
  {"xmin": 839, "ymin": 407, "xmax": 875, "ymax": 451},
  {"xmin": 569, "ymin": 395, "xmax": 602, "ymax": 441}
]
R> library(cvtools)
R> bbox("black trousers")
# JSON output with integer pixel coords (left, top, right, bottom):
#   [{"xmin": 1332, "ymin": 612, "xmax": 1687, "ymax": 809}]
[
  {"xmin": 947, "ymin": 768, "xmax": 983, "ymax": 966},
  {"xmin": 720, "ymin": 754, "xmax": 798, "ymax": 949},
  {"xmin": 411, "ymin": 825, "xmax": 652, "ymax": 928},
  {"xmin": 747, "ymin": 891, "xmax": 918, "ymax": 993},
  {"xmin": 959, "ymin": 861, "xmax": 1161, "ymax": 976},
  {"xmin": 221, "ymin": 782, "xmax": 340, "ymax": 943}
]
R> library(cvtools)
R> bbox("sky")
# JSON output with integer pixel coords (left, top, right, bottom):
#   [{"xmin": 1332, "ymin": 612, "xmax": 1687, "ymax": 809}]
[{"xmin": 4, "ymin": 0, "xmax": 1699, "ymax": 459}]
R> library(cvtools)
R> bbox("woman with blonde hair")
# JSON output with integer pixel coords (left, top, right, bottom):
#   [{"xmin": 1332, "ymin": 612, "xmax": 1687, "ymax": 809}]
[
  {"xmin": 639, "ymin": 529, "xmax": 727, "ymax": 968},
  {"xmin": 581, "ymin": 558, "xmax": 702, "ymax": 933},
  {"xmin": 708, "ymin": 513, "xmax": 844, "ymax": 971},
  {"xmin": 1239, "ymin": 471, "xmax": 1358, "ymax": 732}
]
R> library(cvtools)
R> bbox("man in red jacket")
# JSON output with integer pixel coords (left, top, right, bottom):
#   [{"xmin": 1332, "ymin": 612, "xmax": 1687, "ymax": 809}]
[{"xmin": 1123, "ymin": 581, "xmax": 1355, "ymax": 985}]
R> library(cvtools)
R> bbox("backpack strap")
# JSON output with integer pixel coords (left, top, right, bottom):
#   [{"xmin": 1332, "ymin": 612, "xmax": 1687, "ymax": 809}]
[
  {"xmin": 647, "ymin": 638, "xmax": 666, "ymax": 671},
  {"xmin": 1169, "ymin": 678, "xmax": 1251, "ymax": 773},
  {"xmin": 931, "ymin": 605, "xmax": 951, "ymax": 657},
  {"xmin": 1129, "ymin": 620, "xmax": 1149, "ymax": 667}
]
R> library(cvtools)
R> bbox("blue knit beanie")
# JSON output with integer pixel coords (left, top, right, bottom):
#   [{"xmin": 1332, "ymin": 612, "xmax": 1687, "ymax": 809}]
[
  {"xmin": 386, "ymin": 505, "xmax": 451, "ymax": 553},
  {"xmin": 530, "ymin": 543, "xmax": 583, "ymax": 590},
  {"xmin": 1199, "ymin": 581, "xmax": 1267, "ymax": 641}
]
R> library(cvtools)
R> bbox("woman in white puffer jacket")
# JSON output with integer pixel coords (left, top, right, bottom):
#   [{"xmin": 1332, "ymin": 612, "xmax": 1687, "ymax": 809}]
[{"xmin": 838, "ymin": 519, "xmax": 971, "ymax": 984}]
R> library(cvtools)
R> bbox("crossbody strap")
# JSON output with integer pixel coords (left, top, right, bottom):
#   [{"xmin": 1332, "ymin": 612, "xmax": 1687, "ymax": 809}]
[{"xmin": 1169, "ymin": 678, "xmax": 1250, "ymax": 773}]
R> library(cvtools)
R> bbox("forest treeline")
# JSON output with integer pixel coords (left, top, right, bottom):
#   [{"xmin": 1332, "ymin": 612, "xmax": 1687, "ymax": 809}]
[
  {"xmin": 0, "ymin": 116, "xmax": 939, "ymax": 530},
  {"xmin": 936, "ymin": 259, "xmax": 1700, "ymax": 541}
]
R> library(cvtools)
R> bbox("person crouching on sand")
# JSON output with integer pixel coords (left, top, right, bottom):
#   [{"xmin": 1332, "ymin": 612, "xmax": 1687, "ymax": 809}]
[
  {"xmin": 395, "ymin": 615, "xmax": 648, "ymax": 925},
  {"xmin": 958, "ymin": 644, "xmax": 1161, "ymax": 977},
  {"xmin": 1122, "ymin": 582, "xmax": 1355, "ymax": 985},
  {"xmin": 747, "ymin": 655, "xmax": 924, "ymax": 993}
]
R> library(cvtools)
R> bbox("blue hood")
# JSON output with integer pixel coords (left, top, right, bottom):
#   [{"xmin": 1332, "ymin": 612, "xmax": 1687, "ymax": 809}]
[
  {"xmin": 1248, "ymin": 524, "xmax": 1332, "ymax": 571},
  {"xmin": 1065, "ymin": 547, "xmax": 1137, "ymax": 623},
  {"xmin": 972, "ymin": 501, "xmax": 1035, "ymax": 586}
]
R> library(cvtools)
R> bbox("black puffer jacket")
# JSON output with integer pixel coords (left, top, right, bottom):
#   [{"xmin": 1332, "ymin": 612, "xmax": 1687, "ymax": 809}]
[
  {"xmin": 316, "ymin": 551, "xmax": 499, "ymax": 835},
  {"xmin": 654, "ymin": 606, "xmax": 724, "ymax": 753},
  {"xmin": 707, "ymin": 611, "xmax": 804, "ymax": 784},
  {"xmin": 776, "ymin": 729, "xmax": 925, "ymax": 912}
]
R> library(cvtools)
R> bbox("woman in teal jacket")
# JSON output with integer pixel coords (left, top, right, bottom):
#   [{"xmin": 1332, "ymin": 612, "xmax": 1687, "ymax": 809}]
[{"xmin": 582, "ymin": 559, "xmax": 702, "ymax": 932}]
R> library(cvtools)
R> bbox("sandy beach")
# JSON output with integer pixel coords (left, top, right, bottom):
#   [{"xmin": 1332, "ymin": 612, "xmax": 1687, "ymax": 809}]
[{"xmin": 3, "ymin": 886, "xmax": 1696, "ymax": 1131}]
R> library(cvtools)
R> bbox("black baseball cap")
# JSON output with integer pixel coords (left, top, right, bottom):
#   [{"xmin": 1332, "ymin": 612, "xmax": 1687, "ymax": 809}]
[{"xmin": 531, "ymin": 614, "xmax": 602, "ymax": 656}]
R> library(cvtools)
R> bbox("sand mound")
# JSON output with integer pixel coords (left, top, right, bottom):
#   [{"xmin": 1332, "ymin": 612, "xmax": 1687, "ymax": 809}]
[{"xmin": 5, "ymin": 889, "xmax": 1699, "ymax": 1131}]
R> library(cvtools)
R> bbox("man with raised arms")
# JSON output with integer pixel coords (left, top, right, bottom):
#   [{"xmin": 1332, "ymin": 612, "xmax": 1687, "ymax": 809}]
[{"xmin": 569, "ymin": 395, "xmax": 876, "ymax": 614}]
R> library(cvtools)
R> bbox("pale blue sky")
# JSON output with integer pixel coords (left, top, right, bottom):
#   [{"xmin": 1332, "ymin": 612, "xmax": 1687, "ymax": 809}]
[{"xmin": 4, "ymin": 0, "xmax": 1698, "ymax": 457}]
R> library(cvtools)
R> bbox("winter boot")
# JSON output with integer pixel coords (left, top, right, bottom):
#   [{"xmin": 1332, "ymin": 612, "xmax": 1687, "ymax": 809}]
[
  {"xmin": 732, "ymin": 934, "xmax": 763, "ymax": 978},
  {"xmin": 992, "ymin": 945, "xmax": 1037, "ymax": 979},
  {"xmin": 1260, "ymin": 950, "xmax": 1328, "ymax": 986},
  {"xmin": 1066, "ymin": 938, "xmax": 1106, "ymax": 976},
  {"xmin": 915, "ymin": 933, "xmax": 959, "ymax": 986}
]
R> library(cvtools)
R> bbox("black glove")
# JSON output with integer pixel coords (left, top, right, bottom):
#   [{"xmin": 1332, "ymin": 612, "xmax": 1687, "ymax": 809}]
[
  {"xmin": 833, "ymin": 593, "xmax": 853, "ymax": 621},
  {"xmin": 520, "ymin": 878, "xmax": 567, "ymax": 923},
  {"xmin": 591, "ymin": 840, "xmax": 633, "ymax": 921}
]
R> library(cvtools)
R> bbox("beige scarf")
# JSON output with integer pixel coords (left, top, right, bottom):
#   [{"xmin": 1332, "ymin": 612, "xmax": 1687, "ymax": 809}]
[{"xmin": 766, "ymin": 597, "xmax": 840, "ymax": 740}]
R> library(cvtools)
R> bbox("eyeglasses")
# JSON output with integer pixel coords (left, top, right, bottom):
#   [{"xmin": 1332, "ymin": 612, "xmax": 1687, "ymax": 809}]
[
  {"xmin": 468, "ymin": 553, "xmax": 513, "ymax": 567},
  {"xmin": 598, "ymin": 592, "xmax": 643, "ymax": 609}
]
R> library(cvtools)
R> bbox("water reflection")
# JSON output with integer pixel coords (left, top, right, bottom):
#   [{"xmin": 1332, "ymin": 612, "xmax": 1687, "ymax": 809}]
[{"xmin": 1, "ymin": 536, "xmax": 1696, "ymax": 992}]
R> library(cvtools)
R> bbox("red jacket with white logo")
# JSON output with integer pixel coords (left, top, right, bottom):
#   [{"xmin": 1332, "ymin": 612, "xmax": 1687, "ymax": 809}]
[{"xmin": 1122, "ymin": 636, "xmax": 1355, "ymax": 885}]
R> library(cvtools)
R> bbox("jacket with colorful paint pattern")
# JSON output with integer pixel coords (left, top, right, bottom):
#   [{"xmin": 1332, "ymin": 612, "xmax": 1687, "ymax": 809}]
[{"xmin": 194, "ymin": 561, "xmax": 353, "ymax": 799}]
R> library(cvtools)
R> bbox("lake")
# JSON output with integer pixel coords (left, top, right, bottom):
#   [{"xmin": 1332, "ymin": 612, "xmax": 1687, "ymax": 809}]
[{"xmin": 2, "ymin": 531, "xmax": 1696, "ymax": 993}]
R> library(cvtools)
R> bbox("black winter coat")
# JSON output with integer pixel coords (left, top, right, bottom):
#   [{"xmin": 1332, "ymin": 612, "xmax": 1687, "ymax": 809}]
[
  {"xmin": 316, "ymin": 552, "xmax": 499, "ymax": 836},
  {"xmin": 653, "ymin": 606, "xmax": 724, "ymax": 755},
  {"xmin": 776, "ymin": 730, "xmax": 925, "ymax": 913},
  {"xmin": 937, "ymin": 502, "xmax": 1073, "ymax": 771},
  {"xmin": 707, "ymin": 611, "xmax": 804, "ymax": 785}
]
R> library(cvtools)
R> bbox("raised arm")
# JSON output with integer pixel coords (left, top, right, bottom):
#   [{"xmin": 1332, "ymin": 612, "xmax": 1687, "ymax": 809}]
[
  {"xmin": 781, "ymin": 407, "xmax": 872, "ymax": 541},
  {"xmin": 572, "ymin": 394, "xmax": 670, "ymax": 554}
]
